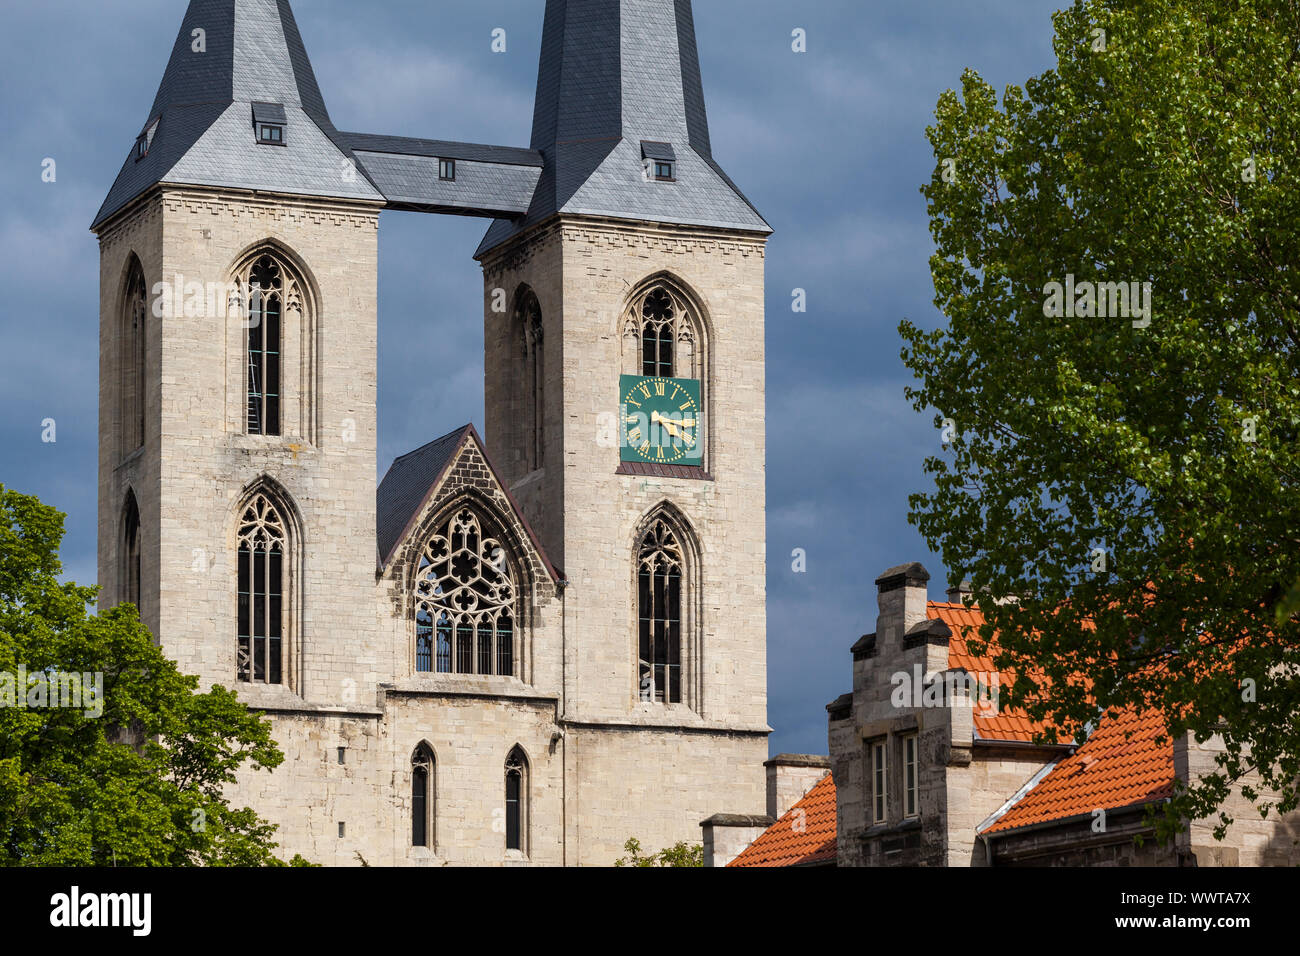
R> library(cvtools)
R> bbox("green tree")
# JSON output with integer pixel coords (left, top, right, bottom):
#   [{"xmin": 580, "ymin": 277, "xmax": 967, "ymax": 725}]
[
  {"xmin": 613, "ymin": 837, "xmax": 703, "ymax": 867},
  {"xmin": 0, "ymin": 486, "xmax": 304, "ymax": 865},
  {"xmin": 901, "ymin": 0, "xmax": 1300, "ymax": 839}
]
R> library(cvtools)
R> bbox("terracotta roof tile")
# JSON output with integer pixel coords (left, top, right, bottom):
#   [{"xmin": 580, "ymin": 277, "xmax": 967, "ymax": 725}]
[
  {"xmin": 727, "ymin": 773, "xmax": 836, "ymax": 868},
  {"xmin": 929, "ymin": 601, "xmax": 1062, "ymax": 743},
  {"xmin": 983, "ymin": 706, "xmax": 1173, "ymax": 834}
]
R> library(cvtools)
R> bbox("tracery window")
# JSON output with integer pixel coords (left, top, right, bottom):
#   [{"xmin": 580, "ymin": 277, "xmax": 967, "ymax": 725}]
[
  {"xmin": 505, "ymin": 746, "xmax": 528, "ymax": 853},
  {"xmin": 637, "ymin": 519, "xmax": 682, "ymax": 704},
  {"xmin": 514, "ymin": 288, "xmax": 544, "ymax": 471},
  {"xmin": 625, "ymin": 284, "xmax": 696, "ymax": 380},
  {"xmin": 237, "ymin": 493, "xmax": 286, "ymax": 684},
  {"xmin": 122, "ymin": 257, "xmax": 147, "ymax": 453},
  {"xmin": 238, "ymin": 254, "xmax": 298, "ymax": 436},
  {"xmin": 414, "ymin": 509, "xmax": 516, "ymax": 676}
]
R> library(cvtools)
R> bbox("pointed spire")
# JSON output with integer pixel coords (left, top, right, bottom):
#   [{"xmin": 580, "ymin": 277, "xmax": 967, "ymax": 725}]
[
  {"xmin": 477, "ymin": 0, "xmax": 769, "ymax": 258},
  {"xmin": 92, "ymin": 0, "xmax": 381, "ymax": 231}
]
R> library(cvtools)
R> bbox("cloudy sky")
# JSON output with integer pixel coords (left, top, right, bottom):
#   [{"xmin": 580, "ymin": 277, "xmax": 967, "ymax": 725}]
[{"xmin": 0, "ymin": 0, "xmax": 1059, "ymax": 754}]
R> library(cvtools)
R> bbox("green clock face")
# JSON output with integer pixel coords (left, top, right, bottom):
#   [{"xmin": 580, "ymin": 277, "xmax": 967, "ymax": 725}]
[{"xmin": 620, "ymin": 374, "xmax": 703, "ymax": 465}]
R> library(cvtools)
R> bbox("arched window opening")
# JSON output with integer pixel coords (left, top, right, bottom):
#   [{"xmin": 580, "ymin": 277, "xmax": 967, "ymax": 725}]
[
  {"xmin": 411, "ymin": 745, "xmax": 434, "ymax": 848},
  {"xmin": 244, "ymin": 255, "xmax": 285, "ymax": 436},
  {"xmin": 413, "ymin": 508, "xmax": 517, "ymax": 676},
  {"xmin": 641, "ymin": 287, "xmax": 675, "ymax": 377},
  {"xmin": 237, "ymin": 493, "xmax": 286, "ymax": 684},
  {"xmin": 505, "ymin": 746, "xmax": 527, "ymax": 853},
  {"xmin": 122, "ymin": 258, "xmax": 147, "ymax": 453},
  {"xmin": 514, "ymin": 288, "xmax": 544, "ymax": 472},
  {"xmin": 624, "ymin": 283, "xmax": 698, "ymax": 381},
  {"xmin": 122, "ymin": 491, "xmax": 141, "ymax": 610},
  {"xmin": 637, "ymin": 519, "xmax": 683, "ymax": 704}
]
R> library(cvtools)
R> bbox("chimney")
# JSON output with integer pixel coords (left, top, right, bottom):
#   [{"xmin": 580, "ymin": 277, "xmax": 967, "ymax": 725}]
[
  {"xmin": 875, "ymin": 562, "xmax": 930, "ymax": 649},
  {"xmin": 764, "ymin": 754, "xmax": 831, "ymax": 820},
  {"xmin": 946, "ymin": 580, "xmax": 973, "ymax": 604}
]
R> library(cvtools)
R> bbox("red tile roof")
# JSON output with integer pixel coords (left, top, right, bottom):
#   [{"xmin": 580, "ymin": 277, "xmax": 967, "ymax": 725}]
[
  {"xmin": 727, "ymin": 773, "xmax": 837, "ymax": 867},
  {"xmin": 982, "ymin": 706, "xmax": 1174, "ymax": 834},
  {"xmin": 929, "ymin": 601, "xmax": 1063, "ymax": 743}
]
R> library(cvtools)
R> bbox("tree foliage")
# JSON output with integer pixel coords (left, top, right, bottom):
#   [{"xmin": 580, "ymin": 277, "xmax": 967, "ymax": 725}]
[
  {"xmin": 0, "ymin": 486, "xmax": 303, "ymax": 865},
  {"xmin": 901, "ymin": 0, "xmax": 1300, "ymax": 838},
  {"xmin": 613, "ymin": 837, "xmax": 703, "ymax": 867}
]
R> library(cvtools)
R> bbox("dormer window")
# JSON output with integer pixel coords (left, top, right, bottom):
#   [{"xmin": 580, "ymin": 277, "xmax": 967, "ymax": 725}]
[
  {"xmin": 438, "ymin": 158, "xmax": 456, "ymax": 181},
  {"xmin": 134, "ymin": 117, "xmax": 160, "ymax": 162},
  {"xmin": 252, "ymin": 102, "xmax": 287, "ymax": 146},
  {"xmin": 641, "ymin": 141, "xmax": 677, "ymax": 182}
]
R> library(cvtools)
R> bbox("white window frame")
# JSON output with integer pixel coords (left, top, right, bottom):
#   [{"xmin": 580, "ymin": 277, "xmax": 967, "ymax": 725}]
[
  {"xmin": 902, "ymin": 733, "xmax": 919, "ymax": 818},
  {"xmin": 870, "ymin": 740, "xmax": 887, "ymax": 824}
]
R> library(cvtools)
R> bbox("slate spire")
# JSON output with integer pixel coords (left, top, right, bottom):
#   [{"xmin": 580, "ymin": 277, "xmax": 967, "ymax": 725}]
[
  {"xmin": 92, "ymin": 0, "xmax": 381, "ymax": 231},
  {"xmin": 476, "ymin": 0, "xmax": 769, "ymax": 257}
]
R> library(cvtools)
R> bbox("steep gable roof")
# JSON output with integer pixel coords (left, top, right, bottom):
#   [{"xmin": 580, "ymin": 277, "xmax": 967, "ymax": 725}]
[
  {"xmin": 727, "ymin": 773, "xmax": 837, "ymax": 868},
  {"xmin": 929, "ymin": 601, "xmax": 1070, "ymax": 744},
  {"xmin": 92, "ymin": 0, "xmax": 382, "ymax": 231},
  {"xmin": 929, "ymin": 599, "xmax": 1175, "ymax": 835},
  {"xmin": 475, "ymin": 0, "xmax": 770, "ymax": 258},
  {"xmin": 376, "ymin": 425, "xmax": 562, "ymax": 584},
  {"xmin": 981, "ymin": 707, "xmax": 1174, "ymax": 835}
]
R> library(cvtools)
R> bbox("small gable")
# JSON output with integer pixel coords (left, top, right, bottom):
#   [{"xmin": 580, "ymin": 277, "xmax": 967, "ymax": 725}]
[{"xmin": 376, "ymin": 425, "xmax": 561, "ymax": 590}]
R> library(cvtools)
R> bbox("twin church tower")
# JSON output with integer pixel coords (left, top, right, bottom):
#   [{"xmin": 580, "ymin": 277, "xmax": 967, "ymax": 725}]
[{"xmin": 92, "ymin": 0, "xmax": 770, "ymax": 865}]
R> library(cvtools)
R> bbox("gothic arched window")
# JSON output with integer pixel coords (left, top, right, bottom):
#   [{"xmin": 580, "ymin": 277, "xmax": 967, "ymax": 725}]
[
  {"xmin": 505, "ymin": 746, "xmax": 528, "ymax": 853},
  {"xmin": 237, "ymin": 492, "xmax": 287, "ymax": 684},
  {"xmin": 411, "ymin": 744, "xmax": 435, "ymax": 849},
  {"xmin": 414, "ymin": 508, "xmax": 516, "ymax": 676},
  {"xmin": 622, "ymin": 283, "xmax": 699, "ymax": 381},
  {"xmin": 637, "ymin": 519, "xmax": 683, "ymax": 704},
  {"xmin": 121, "ymin": 256, "xmax": 147, "ymax": 454},
  {"xmin": 122, "ymin": 490, "xmax": 141, "ymax": 610},
  {"xmin": 514, "ymin": 287, "xmax": 544, "ymax": 472},
  {"xmin": 244, "ymin": 255, "xmax": 284, "ymax": 436}
]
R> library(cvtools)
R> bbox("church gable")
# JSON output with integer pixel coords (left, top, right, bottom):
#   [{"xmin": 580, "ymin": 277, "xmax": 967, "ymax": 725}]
[{"xmin": 377, "ymin": 425, "xmax": 561, "ymax": 601}]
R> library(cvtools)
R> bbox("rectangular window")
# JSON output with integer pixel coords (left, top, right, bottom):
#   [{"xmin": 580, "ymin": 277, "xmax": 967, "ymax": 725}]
[
  {"xmin": 258, "ymin": 123, "xmax": 284, "ymax": 144},
  {"xmin": 654, "ymin": 161, "xmax": 675, "ymax": 181},
  {"xmin": 902, "ymin": 733, "xmax": 918, "ymax": 818},
  {"xmin": 416, "ymin": 611, "xmax": 433, "ymax": 671},
  {"xmin": 412, "ymin": 767, "xmax": 427, "ymax": 847},
  {"xmin": 870, "ymin": 740, "xmax": 887, "ymax": 823},
  {"xmin": 439, "ymin": 158, "xmax": 456, "ymax": 181},
  {"xmin": 496, "ymin": 617, "xmax": 513, "ymax": 677},
  {"xmin": 505, "ymin": 772, "xmax": 521, "ymax": 850}
]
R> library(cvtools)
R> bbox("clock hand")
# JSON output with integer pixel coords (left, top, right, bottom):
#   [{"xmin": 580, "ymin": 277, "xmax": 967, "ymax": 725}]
[{"xmin": 651, "ymin": 412, "xmax": 683, "ymax": 438}]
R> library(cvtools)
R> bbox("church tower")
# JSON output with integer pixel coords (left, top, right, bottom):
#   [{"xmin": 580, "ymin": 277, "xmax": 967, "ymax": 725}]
[
  {"xmin": 477, "ymin": 0, "xmax": 773, "ymax": 861},
  {"xmin": 92, "ymin": 0, "xmax": 770, "ymax": 865},
  {"xmin": 91, "ymin": 0, "xmax": 387, "ymax": 708}
]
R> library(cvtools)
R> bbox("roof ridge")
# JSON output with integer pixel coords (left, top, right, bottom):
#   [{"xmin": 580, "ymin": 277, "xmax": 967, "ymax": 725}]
[{"xmin": 386, "ymin": 424, "xmax": 472, "ymax": 466}]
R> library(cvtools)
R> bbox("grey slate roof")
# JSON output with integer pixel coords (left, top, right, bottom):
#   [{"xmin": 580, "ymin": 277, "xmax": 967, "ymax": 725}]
[
  {"xmin": 475, "ymin": 0, "xmax": 771, "ymax": 258},
  {"xmin": 376, "ymin": 425, "xmax": 562, "ymax": 583},
  {"xmin": 343, "ymin": 133, "xmax": 543, "ymax": 218},
  {"xmin": 95, "ymin": 0, "xmax": 769, "ymax": 246},
  {"xmin": 377, "ymin": 426, "xmax": 471, "ymax": 567},
  {"xmin": 91, "ymin": 0, "xmax": 382, "ymax": 230}
]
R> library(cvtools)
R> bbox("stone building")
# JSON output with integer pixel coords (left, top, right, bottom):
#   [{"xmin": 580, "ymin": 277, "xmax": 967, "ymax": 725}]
[
  {"xmin": 813, "ymin": 561, "xmax": 1300, "ymax": 867},
  {"xmin": 91, "ymin": 0, "xmax": 771, "ymax": 865}
]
